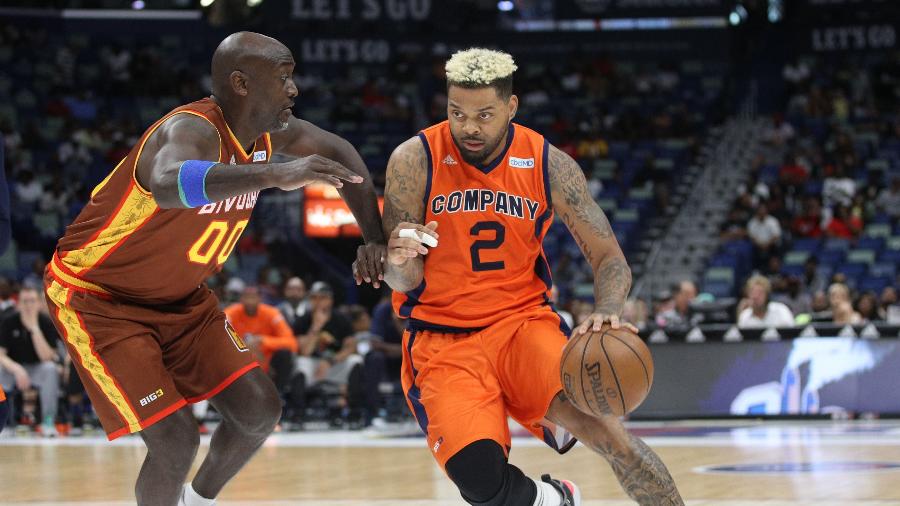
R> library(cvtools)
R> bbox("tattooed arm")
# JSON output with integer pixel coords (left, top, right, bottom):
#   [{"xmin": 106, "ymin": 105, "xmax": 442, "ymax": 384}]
[
  {"xmin": 547, "ymin": 393, "xmax": 684, "ymax": 505},
  {"xmin": 381, "ymin": 137, "xmax": 436, "ymax": 293},
  {"xmin": 547, "ymin": 145, "xmax": 635, "ymax": 333}
]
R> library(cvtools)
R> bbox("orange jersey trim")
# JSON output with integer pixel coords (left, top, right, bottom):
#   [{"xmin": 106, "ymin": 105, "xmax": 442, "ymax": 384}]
[{"xmin": 131, "ymin": 109, "xmax": 224, "ymax": 196}]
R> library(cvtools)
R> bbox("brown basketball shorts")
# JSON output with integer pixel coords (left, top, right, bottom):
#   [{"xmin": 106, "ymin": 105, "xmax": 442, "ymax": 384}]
[{"xmin": 44, "ymin": 273, "xmax": 259, "ymax": 440}]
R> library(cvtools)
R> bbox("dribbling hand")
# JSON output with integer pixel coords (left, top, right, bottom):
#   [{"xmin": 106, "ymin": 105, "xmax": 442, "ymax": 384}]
[{"xmin": 573, "ymin": 312, "xmax": 639, "ymax": 335}]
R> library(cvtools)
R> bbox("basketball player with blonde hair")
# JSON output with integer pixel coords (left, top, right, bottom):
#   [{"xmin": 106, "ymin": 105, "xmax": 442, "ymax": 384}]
[{"xmin": 375, "ymin": 48, "xmax": 683, "ymax": 505}]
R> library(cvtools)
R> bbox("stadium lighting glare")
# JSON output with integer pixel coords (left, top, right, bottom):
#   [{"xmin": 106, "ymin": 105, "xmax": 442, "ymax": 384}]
[
  {"xmin": 200, "ymin": 0, "xmax": 215, "ymax": 7},
  {"xmin": 131, "ymin": 0, "xmax": 145, "ymax": 9},
  {"xmin": 497, "ymin": 1, "xmax": 514, "ymax": 12},
  {"xmin": 728, "ymin": 11, "xmax": 740, "ymax": 25},
  {"xmin": 247, "ymin": 0, "xmax": 263, "ymax": 6}
]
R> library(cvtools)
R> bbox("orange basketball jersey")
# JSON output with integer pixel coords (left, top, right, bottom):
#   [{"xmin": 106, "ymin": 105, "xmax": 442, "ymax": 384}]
[
  {"xmin": 392, "ymin": 121, "xmax": 555, "ymax": 330},
  {"xmin": 51, "ymin": 98, "xmax": 272, "ymax": 305}
]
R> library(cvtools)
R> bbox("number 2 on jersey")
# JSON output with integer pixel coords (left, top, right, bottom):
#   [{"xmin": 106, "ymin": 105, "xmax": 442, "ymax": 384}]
[
  {"xmin": 188, "ymin": 219, "xmax": 249, "ymax": 266},
  {"xmin": 470, "ymin": 221, "xmax": 505, "ymax": 271}
]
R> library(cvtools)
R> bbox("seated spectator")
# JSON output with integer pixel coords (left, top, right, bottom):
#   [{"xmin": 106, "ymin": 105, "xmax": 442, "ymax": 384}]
[
  {"xmin": 876, "ymin": 176, "xmax": 900, "ymax": 219},
  {"xmin": 764, "ymin": 114, "xmax": 796, "ymax": 146},
  {"xmin": 656, "ymin": 280, "xmax": 699, "ymax": 328},
  {"xmin": 825, "ymin": 204, "xmax": 862, "ymax": 239},
  {"xmin": 823, "ymin": 164, "xmax": 856, "ymax": 209},
  {"xmin": 791, "ymin": 197, "xmax": 823, "ymax": 238},
  {"xmin": 810, "ymin": 290, "xmax": 831, "ymax": 321},
  {"xmin": 292, "ymin": 282, "xmax": 361, "ymax": 420},
  {"xmin": 779, "ymin": 153, "xmax": 809, "ymax": 187},
  {"xmin": 224, "ymin": 285, "xmax": 297, "ymax": 374},
  {"xmin": 856, "ymin": 291, "xmax": 880, "ymax": 323},
  {"xmin": 277, "ymin": 276, "xmax": 309, "ymax": 328},
  {"xmin": 14, "ymin": 170, "xmax": 43, "ymax": 207},
  {"xmin": 764, "ymin": 256, "xmax": 787, "ymax": 294},
  {"xmin": 0, "ymin": 287, "xmax": 60, "ymax": 436},
  {"xmin": 775, "ymin": 276, "xmax": 812, "ymax": 317},
  {"xmin": 801, "ymin": 256, "xmax": 827, "ymax": 294},
  {"xmin": 719, "ymin": 208, "xmax": 748, "ymax": 242},
  {"xmin": 832, "ymin": 300, "xmax": 861, "ymax": 325},
  {"xmin": 747, "ymin": 204, "xmax": 782, "ymax": 268},
  {"xmin": 738, "ymin": 275, "xmax": 795, "ymax": 328},
  {"xmin": 880, "ymin": 287, "xmax": 898, "ymax": 322}
]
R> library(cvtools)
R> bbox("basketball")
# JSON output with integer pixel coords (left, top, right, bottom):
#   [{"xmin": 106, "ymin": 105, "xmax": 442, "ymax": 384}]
[{"xmin": 560, "ymin": 324, "xmax": 654, "ymax": 417}]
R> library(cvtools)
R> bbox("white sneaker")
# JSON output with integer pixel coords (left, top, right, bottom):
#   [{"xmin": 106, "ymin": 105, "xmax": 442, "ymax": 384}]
[
  {"xmin": 40, "ymin": 423, "xmax": 58, "ymax": 438},
  {"xmin": 541, "ymin": 474, "xmax": 581, "ymax": 506}
]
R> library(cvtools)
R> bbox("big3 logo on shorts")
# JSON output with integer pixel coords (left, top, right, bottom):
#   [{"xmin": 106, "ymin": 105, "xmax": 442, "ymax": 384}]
[
  {"xmin": 139, "ymin": 389, "xmax": 164, "ymax": 407},
  {"xmin": 225, "ymin": 321, "xmax": 249, "ymax": 352}
]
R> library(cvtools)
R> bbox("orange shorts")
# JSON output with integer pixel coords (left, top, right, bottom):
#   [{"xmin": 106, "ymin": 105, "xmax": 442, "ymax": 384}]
[
  {"xmin": 44, "ymin": 274, "xmax": 259, "ymax": 440},
  {"xmin": 401, "ymin": 306, "xmax": 576, "ymax": 468}
]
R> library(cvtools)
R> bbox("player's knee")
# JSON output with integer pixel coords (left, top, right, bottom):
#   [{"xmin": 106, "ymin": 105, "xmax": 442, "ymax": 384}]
[
  {"xmin": 142, "ymin": 409, "xmax": 200, "ymax": 469},
  {"xmin": 445, "ymin": 440, "xmax": 506, "ymax": 503},
  {"xmin": 232, "ymin": 379, "xmax": 281, "ymax": 438}
]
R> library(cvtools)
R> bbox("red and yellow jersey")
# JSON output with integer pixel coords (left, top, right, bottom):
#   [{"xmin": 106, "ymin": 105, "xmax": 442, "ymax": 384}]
[
  {"xmin": 392, "ymin": 121, "xmax": 554, "ymax": 330},
  {"xmin": 50, "ymin": 98, "xmax": 272, "ymax": 305}
]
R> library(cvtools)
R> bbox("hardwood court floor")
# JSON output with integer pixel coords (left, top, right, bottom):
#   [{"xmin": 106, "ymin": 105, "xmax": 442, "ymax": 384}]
[{"xmin": 2, "ymin": 420, "xmax": 900, "ymax": 505}]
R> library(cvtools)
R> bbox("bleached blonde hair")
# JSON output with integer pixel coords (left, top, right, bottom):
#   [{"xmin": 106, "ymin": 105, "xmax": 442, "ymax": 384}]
[{"xmin": 445, "ymin": 48, "xmax": 517, "ymax": 98}]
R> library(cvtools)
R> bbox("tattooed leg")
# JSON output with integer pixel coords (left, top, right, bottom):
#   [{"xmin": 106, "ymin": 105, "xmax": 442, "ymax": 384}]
[{"xmin": 546, "ymin": 392, "xmax": 684, "ymax": 506}]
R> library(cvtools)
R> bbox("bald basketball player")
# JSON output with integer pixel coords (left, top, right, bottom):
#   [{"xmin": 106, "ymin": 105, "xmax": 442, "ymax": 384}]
[
  {"xmin": 376, "ymin": 49, "xmax": 683, "ymax": 505},
  {"xmin": 45, "ymin": 32, "xmax": 386, "ymax": 506}
]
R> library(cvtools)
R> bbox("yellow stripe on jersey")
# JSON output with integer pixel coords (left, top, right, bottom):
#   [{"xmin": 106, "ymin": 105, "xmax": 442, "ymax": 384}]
[
  {"xmin": 46, "ymin": 280, "xmax": 141, "ymax": 433},
  {"xmin": 62, "ymin": 184, "xmax": 159, "ymax": 275},
  {"xmin": 49, "ymin": 259, "xmax": 110, "ymax": 294}
]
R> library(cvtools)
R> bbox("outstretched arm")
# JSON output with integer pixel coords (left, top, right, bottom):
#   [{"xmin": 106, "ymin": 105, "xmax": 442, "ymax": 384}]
[
  {"xmin": 380, "ymin": 137, "xmax": 437, "ymax": 293},
  {"xmin": 137, "ymin": 114, "xmax": 361, "ymax": 209},
  {"xmin": 547, "ymin": 145, "xmax": 635, "ymax": 333},
  {"xmin": 270, "ymin": 117, "xmax": 385, "ymax": 245},
  {"xmin": 271, "ymin": 117, "xmax": 386, "ymax": 285}
]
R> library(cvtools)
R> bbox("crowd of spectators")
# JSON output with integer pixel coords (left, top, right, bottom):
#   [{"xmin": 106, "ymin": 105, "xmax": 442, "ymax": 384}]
[{"xmin": 693, "ymin": 53, "xmax": 900, "ymax": 330}]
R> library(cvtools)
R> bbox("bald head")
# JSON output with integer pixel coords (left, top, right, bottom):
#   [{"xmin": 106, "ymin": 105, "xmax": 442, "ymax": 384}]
[
  {"xmin": 210, "ymin": 32, "xmax": 298, "ymax": 133},
  {"xmin": 212, "ymin": 32, "xmax": 293, "ymax": 97}
]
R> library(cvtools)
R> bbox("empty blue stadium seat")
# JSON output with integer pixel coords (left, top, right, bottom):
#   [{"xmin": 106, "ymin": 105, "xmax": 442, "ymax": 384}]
[
  {"xmin": 857, "ymin": 237, "xmax": 885, "ymax": 251},
  {"xmin": 836, "ymin": 263, "xmax": 867, "ymax": 279},
  {"xmin": 859, "ymin": 276, "xmax": 891, "ymax": 294},
  {"xmin": 824, "ymin": 238, "xmax": 851, "ymax": 251},
  {"xmin": 870, "ymin": 262, "xmax": 896, "ymax": 278},
  {"xmin": 818, "ymin": 250, "xmax": 846, "ymax": 266},
  {"xmin": 703, "ymin": 280, "xmax": 734, "ymax": 298},
  {"xmin": 791, "ymin": 238, "xmax": 821, "ymax": 252}
]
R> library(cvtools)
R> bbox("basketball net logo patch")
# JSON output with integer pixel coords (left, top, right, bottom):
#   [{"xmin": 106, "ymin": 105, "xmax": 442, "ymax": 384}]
[{"xmin": 225, "ymin": 321, "xmax": 249, "ymax": 352}]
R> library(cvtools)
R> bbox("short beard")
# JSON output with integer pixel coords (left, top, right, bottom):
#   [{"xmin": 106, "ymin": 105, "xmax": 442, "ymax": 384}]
[{"xmin": 451, "ymin": 129, "xmax": 506, "ymax": 166}]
